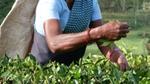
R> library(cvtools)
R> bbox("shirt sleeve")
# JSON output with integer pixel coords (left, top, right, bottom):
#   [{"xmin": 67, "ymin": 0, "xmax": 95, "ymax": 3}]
[
  {"xmin": 92, "ymin": 0, "xmax": 102, "ymax": 21},
  {"xmin": 36, "ymin": 0, "xmax": 61, "ymax": 22}
]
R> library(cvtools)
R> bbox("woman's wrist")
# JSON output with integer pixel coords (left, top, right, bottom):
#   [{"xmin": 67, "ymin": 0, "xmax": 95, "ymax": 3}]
[
  {"xmin": 83, "ymin": 28, "xmax": 92, "ymax": 44},
  {"xmin": 83, "ymin": 28, "xmax": 98, "ymax": 44},
  {"xmin": 89, "ymin": 26, "xmax": 104, "ymax": 41}
]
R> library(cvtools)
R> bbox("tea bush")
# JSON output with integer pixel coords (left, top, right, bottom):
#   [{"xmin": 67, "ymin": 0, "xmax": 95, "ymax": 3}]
[{"xmin": 0, "ymin": 47, "xmax": 150, "ymax": 84}]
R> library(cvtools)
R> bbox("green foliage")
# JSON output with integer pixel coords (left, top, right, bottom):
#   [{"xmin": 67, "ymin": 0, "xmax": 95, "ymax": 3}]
[
  {"xmin": 0, "ymin": 0, "xmax": 15, "ymax": 23},
  {"xmin": 102, "ymin": 12, "xmax": 150, "ymax": 28},
  {"xmin": 99, "ymin": 0, "xmax": 150, "ymax": 12},
  {"xmin": 0, "ymin": 47, "xmax": 150, "ymax": 84}
]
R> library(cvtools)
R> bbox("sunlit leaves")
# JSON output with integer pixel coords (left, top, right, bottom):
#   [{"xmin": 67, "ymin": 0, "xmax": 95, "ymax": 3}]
[{"xmin": 0, "ymin": 48, "xmax": 150, "ymax": 84}]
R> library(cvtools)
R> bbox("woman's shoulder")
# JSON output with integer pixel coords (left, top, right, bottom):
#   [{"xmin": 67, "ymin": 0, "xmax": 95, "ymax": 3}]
[{"xmin": 37, "ymin": 0, "xmax": 64, "ymax": 11}]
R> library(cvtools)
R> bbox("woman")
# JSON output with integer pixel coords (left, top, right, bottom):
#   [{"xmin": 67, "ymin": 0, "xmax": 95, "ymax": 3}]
[{"xmin": 31, "ymin": 0, "xmax": 129, "ymax": 71}]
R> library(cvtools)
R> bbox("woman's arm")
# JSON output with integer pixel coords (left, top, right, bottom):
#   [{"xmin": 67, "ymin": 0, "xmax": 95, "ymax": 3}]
[
  {"xmin": 90, "ymin": 20, "xmax": 129, "ymax": 71},
  {"xmin": 44, "ymin": 19, "xmax": 128, "ymax": 54},
  {"xmin": 44, "ymin": 19, "xmax": 91, "ymax": 53}
]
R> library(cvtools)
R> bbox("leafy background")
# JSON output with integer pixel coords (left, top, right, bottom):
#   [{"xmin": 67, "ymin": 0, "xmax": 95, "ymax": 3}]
[
  {"xmin": 0, "ymin": 0, "xmax": 150, "ymax": 84},
  {"xmin": 0, "ymin": 0, "xmax": 14, "ymax": 23}
]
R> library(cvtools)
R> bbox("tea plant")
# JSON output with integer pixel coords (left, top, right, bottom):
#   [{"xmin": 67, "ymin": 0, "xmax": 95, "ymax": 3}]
[{"xmin": 0, "ymin": 47, "xmax": 150, "ymax": 84}]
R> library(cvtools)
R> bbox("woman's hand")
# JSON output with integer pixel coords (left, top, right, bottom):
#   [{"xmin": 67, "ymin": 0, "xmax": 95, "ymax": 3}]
[
  {"xmin": 91, "ymin": 20, "xmax": 129, "ymax": 71},
  {"xmin": 117, "ymin": 54, "xmax": 129, "ymax": 71},
  {"xmin": 109, "ymin": 48, "xmax": 129, "ymax": 71},
  {"xmin": 99, "ymin": 45, "xmax": 129, "ymax": 72},
  {"xmin": 90, "ymin": 21, "xmax": 129, "ymax": 41}
]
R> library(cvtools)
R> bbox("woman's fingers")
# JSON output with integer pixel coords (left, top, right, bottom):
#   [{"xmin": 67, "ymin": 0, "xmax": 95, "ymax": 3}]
[
  {"xmin": 118, "ymin": 29, "xmax": 129, "ymax": 38},
  {"xmin": 119, "ymin": 63, "xmax": 127, "ymax": 71},
  {"xmin": 100, "ymin": 21, "xmax": 130, "ymax": 41},
  {"xmin": 120, "ymin": 34, "xmax": 127, "ymax": 38},
  {"xmin": 119, "ymin": 29, "xmax": 130, "ymax": 33},
  {"xmin": 117, "ymin": 54, "xmax": 129, "ymax": 72},
  {"xmin": 120, "ymin": 22, "xmax": 129, "ymax": 29}
]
